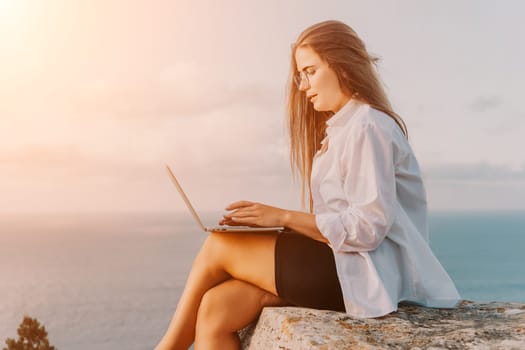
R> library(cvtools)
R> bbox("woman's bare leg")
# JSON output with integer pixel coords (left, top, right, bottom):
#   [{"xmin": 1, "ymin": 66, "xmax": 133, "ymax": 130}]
[
  {"xmin": 154, "ymin": 231, "xmax": 281, "ymax": 350},
  {"xmin": 194, "ymin": 279, "xmax": 289, "ymax": 349}
]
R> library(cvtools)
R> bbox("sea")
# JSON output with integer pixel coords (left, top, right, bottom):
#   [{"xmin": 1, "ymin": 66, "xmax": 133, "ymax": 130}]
[{"xmin": 0, "ymin": 210, "xmax": 524, "ymax": 349}]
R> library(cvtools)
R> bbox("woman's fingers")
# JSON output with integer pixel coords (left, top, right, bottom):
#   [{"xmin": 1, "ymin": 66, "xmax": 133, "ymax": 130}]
[
  {"xmin": 230, "ymin": 216, "xmax": 257, "ymax": 224},
  {"xmin": 225, "ymin": 200, "xmax": 250, "ymax": 210},
  {"xmin": 219, "ymin": 216, "xmax": 259, "ymax": 227},
  {"xmin": 225, "ymin": 209, "xmax": 257, "ymax": 218},
  {"xmin": 221, "ymin": 201, "xmax": 283, "ymax": 227},
  {"xmin": 224, "ymin": 201, "xmax": 258, "ymax": 222},
  {"xmin": 219, "ymin": 218, "xmax": 248, "ymax": 226}
]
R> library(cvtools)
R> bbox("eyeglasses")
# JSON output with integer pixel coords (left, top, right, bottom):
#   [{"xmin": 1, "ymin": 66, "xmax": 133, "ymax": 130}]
[{"xmin": 293, "ymin": 67, "xmax": 316, "ymax": 88}]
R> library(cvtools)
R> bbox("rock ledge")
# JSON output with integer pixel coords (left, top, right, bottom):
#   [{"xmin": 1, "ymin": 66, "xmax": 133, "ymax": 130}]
[{"xmin": 239, "ymin": 301, "xmax": 525, "ymax": 349}]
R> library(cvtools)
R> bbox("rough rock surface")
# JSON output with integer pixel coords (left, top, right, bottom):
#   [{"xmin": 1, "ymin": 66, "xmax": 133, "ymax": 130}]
[{"xmin": 239, "ymin": 301, "xmax": 525, "ymax": 349}]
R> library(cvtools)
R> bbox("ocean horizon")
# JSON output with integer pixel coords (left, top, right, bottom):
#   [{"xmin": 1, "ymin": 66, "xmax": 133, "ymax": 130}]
[{"xmin": 1, "ymin": 210, "xmax": 524, "ymax": 349}]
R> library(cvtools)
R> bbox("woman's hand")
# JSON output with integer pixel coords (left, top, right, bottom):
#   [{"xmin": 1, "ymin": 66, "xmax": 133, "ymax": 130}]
[{"xmin": 219, "ymin": 200, "xmax": 289, "ymax": 228}]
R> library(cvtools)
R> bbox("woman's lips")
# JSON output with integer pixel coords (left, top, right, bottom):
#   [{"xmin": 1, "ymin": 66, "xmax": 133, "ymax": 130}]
[{"xmin": 309, "ymin": 94, "xmax": 317, "ymax": 102}]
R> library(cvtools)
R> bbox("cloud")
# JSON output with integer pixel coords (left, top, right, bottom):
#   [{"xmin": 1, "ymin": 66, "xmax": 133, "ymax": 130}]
[
  {"xmin": 0, "ymin": 62, "xmax": 284, "ymax": 133},
  {"xmin": 469, "ymin": 95, "xmax": 503, "ymax": 113},
  {"xmin": 414, "ymin": 162, "xmax": 525, "ymax": 211},
  {"xmin": 426, "ymin": 179, "xmax": 525, "ymax": 211},
  {"xmin": 0, "ymin": 145, "xmax": 154, "ymax": 182},
  {"xmin": 0, "ymin": 140, "xmax": 300, "ymax": 213},
  {"xmin": 423, "ymin": 161, "xmax": 525, "ymax": 182},
  {"xmin": 67, "ymin": 62, "xmax": 284, "ymax": 121}
]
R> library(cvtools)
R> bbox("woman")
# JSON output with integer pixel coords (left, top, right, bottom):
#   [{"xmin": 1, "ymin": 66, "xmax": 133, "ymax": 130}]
[{"xmin": 155, "ymin": 20, "xmax": 460, "ymax": 350}]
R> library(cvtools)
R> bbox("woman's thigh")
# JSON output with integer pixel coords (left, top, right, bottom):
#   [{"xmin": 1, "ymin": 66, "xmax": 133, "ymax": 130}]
[{"xmin": 206, "ymin": 231, "xmax": 279, "ymax": 295}]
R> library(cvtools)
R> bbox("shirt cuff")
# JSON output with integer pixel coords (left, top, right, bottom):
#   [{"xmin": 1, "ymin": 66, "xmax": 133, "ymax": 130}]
[{"xmin": 315, "ymin": 212, "xmax": 345, "ymax": 251}]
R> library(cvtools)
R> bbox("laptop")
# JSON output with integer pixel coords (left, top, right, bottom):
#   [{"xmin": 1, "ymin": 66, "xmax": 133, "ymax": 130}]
[{"xmin": 166, "ymin": 165, "xmax": 286, "ymax": 233}]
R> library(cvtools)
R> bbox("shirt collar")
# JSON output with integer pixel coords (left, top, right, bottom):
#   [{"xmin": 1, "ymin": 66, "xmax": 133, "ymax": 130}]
[{"xmin": 325, "ymin": 97, "xmax": 361, "ymax": 130}]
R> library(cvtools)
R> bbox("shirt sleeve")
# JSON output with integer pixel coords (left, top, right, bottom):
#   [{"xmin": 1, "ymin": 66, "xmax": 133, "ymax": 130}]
[{"xmin": 315, "ymin": 120, "xmax": 398, "ymax": 253}]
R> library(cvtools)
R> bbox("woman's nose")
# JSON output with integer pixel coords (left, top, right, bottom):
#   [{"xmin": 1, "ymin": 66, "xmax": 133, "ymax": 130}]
[{"xmin": 298, "ymin": 79, "xmax": 309, "ymax": 91}]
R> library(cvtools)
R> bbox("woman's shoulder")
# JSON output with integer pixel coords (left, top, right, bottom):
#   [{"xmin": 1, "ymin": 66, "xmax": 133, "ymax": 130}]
[
  {"xmin": 345, "ymin": 103, "xmax": 400, "ymax": 138},
  {"xmin": 343, "ymin": 103, "xmax": 412, "ymax": 157},
  {"xmin": 334, "ymin": 102, "xmax": 418, "ymax": 168}
]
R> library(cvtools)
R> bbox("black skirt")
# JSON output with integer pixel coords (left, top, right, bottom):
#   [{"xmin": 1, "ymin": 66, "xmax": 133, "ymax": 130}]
[{"xmin": 274, "ymin": 231, "xmax": 345, "ymax": 312}]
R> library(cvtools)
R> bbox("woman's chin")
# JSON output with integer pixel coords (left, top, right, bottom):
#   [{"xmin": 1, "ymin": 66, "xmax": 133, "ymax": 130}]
[{"xmin": 311, "ymin": 102, "xmax": 327, "ymax": 112}]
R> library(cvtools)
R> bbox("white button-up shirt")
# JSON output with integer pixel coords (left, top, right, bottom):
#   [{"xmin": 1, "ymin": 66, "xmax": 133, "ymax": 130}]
[{"xmin": 312, "ymin": 98, "xmax": 461, "ymax": 318}]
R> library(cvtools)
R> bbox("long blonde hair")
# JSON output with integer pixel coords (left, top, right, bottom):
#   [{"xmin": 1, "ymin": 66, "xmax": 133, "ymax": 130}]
[{"xmin": 287, "ymin": 20, "xmax": 408, "ymax": 211}]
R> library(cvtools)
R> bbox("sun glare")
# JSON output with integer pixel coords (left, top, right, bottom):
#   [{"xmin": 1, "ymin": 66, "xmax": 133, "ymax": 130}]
[
  {"xmin": 0, "ymin": 0, "xmax": 16, "ymax": 14},
  {"xmin": 0, "ymin": 0, "xmax": 24, "ymax": 24}
]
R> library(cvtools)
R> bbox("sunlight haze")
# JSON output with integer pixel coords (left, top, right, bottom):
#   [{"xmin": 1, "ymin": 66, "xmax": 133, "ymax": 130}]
[{"xmin": 1, "ymin": 0, "xmax": 524, "ymax": 213}]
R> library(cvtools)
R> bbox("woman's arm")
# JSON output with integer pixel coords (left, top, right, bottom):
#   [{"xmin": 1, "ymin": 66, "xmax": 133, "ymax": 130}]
[
  {"xmin": 315, "ymin": 120, "xmax": 399, "ymax": 253},
  {"xmin": 220, "ymin": 201, "xmax": 328, "ymax": 243},
  {"xmin": 281, "ymin": 209, "xmax": 328, "ymax": 243}
]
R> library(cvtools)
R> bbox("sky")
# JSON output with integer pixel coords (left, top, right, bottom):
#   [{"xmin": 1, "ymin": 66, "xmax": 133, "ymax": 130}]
[{"xmin": 1, "ymin": 0, "xmax": 524, "ymax": 214}]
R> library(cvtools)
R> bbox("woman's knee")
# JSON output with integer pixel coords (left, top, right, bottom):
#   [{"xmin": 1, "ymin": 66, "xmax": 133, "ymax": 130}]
[
  {"xmin": 196, "ymin": 232, "xmax": 255, "ymax": 268},
  {"xmin": 195, "ymin": 232, "xmax": 279, "ymax": 294},
  {"xmin": 193, "ymin": 233, "xmax": 228, "ymax": 269}
]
